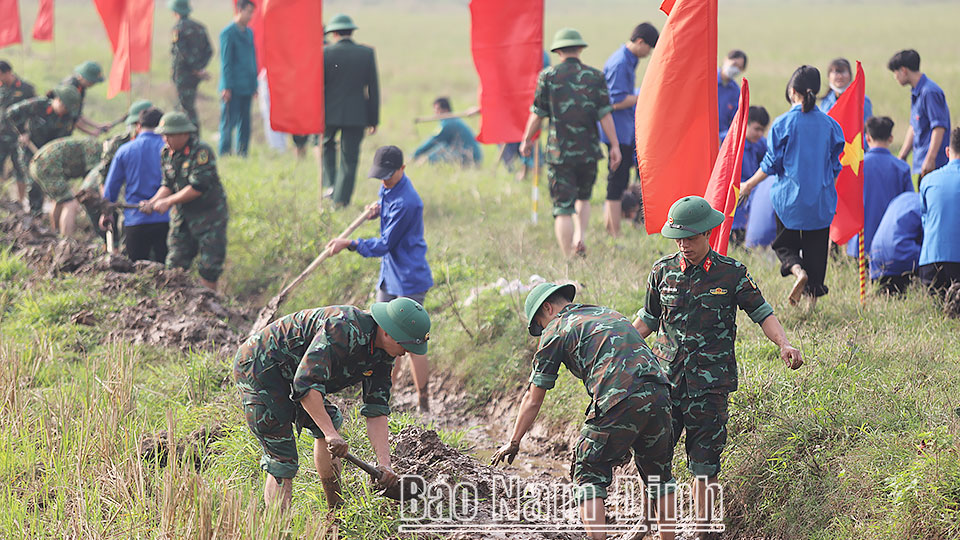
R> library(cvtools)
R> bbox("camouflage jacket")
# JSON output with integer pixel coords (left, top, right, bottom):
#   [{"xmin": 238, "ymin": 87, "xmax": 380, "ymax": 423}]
[
  {"xmin": 171, "ymin": 16, "xmax": 213, "ymax": 85},
  {"xmin": 637, "ymin": 251, "xmax": 774, "ymax": 397},
  {"xmin": 31, "ymin": 138, "xmax": 102, "ymax": 181},
  {"xmin": 61, "ymin": 75, "xmax": 87, "ymax": 120},
  {"xmin": 236, "ymin": 306, "xmax": 395, "ymax": 417},
  {"xmin": 3, "ymin": 97, "xmax": 76, "ymax": 148},
  {"xmin": 161, "ymin": 134, "xmax": 228, "ymax": 228},
  {"xmin": 530, "ymin": 303, "xmax": 670, "ymax": 420},
  {"xmin": 84, "ymin": 131, "xmax": 133, "ymax": 189},
  {"xmin": 531, "ymin": 57, "xmax": 612, "ymax": 165},
  {"xmin": 0, "ymin": 77, "xmax": 36, "ymax": 117}
]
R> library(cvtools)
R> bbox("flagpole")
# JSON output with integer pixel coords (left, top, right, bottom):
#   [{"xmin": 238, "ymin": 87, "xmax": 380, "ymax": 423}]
[
  {"xmin": 858, "ymin": 228, "xmax": 866, "ymax": 304},
  {"xmin": 531, "ymin": 141, "xmax": 539, "ymax": 224}
]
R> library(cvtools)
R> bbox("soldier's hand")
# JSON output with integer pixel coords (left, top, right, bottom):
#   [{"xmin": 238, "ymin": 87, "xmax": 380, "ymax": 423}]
[
  {"xmin": 365, "ymin": 202, "xmax": 380, "ymax": 220},
  {"xmin": 326, "ymin": 436, "xmax": 349, "ymax": 458},
  {"xmin": 519, "ymin": 140, "xmax": 532, "ymax": 158},
  {"xmin": 491, "ymin": 441, "xmax": 520, "ymax": 466},
  {"xmin": 781, "ymin": 345, "xmax": 803, "ymax": 370},
  {"xmin": 18, "ymin": 133, "xmax": 30, "ymax": 146},
  {"xmin": 374, "ymin": 465, "xmax": 399, "ymax": 491},
  {"xmin": 608, "ymin": 145, "xmax": 622, "ymax": 171},
  {"xmin": 367, "ymin": 126, "xmax": 377, "ymax": 136},
  {"xmin": 98, "ymin": 214, "xmax": 113, "ymax": 231},
  {"xmin": 138, "ymin": 200, "xmax": 154, "ymax": 214},
  {"xmin": 152, "ymin": 198, "xmax": 172, "ymax": 214}
]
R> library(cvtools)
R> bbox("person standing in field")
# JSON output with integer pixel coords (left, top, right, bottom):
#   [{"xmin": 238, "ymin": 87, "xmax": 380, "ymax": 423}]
[
  {"xmin": 62, "ymin": 61, "xmax": 110, "ymax": 136},
  {"xmin": 888, "ymin": 49, "xmax": 950, "ymax": 182},
  {"xmin": 718, "ymin": 50, "xmax": 747, "ymax": 142},
  {"xmin": 0, "ymin": 60, "xmax": 36, "ymax": 207},
  {"xmin": 169, "ymin": 0, "xmax": 213, "ymax": 132},
  {"xmin": 730, "ymin": 106, "xmax": 769, "ymax": 246},
  {"xmin": 740, "ymin": 66, "xmax": 844, "ymax": 308},
  {"xmin": 519, "ymin": 28, "xmax": 622, "ymax": 258},
  {"xmin": 818, "ymin": 58, "xmax": 872, "ymax": 123},
  {"xmin": 600, "ymin": 22, "xmax": 658, "ymax": 238},
  {"xmin": 917, "ymin": 126, "xmax": 960, "ymax": 298},
  {"xmin": 218, "ymin": 0, "xmax": 258, "ymax": 157}
]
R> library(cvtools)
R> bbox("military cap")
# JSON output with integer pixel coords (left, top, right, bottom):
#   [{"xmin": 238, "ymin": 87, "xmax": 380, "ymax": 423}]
[
  {"xmin": 51, "ymin": 85, "xmax": 82, "ymax": 115},
  {"xmin": 125, "ymin": 99, "xmax": 154, "ymax": 125},
  {"xmin": 524, "ymin": 282, "xmax": 576, "ymax": 336},
  {"xmin": 168, "ymin": 0, "xmax": 191, "ymax": 16},
  {"xmin": 325, "ymin": 14, "xmax": 358, "ymax": 34},
  {"xmin": 371, "ymin": 297, "xmax": 431, "ymax": 355},
  {"xmin": 549, "ymin": 28, "xmax": 588, "ymax": 52},
  {"xmin": 661, "ymin": 196, "xmax": 725, "ymax": 239},
  {"xmin": 74, "ymin": 61, "xmax": 105, "ymax": 84},
  {"xmin": 155, "ymin": 111, "xmax": 197, "ymax": 135}
]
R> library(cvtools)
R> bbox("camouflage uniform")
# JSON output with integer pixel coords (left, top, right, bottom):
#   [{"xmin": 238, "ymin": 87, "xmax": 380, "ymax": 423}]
[
  {"xmin": 4, "ymin": 97, "xmax": 76, "ymax": 214},
  {"xmin": 636, "ymin": 251, "xmax": 774, "ymax": 477},
  {"xmin": 234, "ymin": 306, "xmax": 395, "ymax": 478},
  {"xmin": 531, "ymin": 303, "xmax": 675, "ymax": 502},
  {"xmin": 61, "ymin": 75, "xmax": 88, "ymax": 123},
  {"xmin": 161, "ymin": 134, "xmax": 229, "ymax": 282},
  {"xmin": 531, "ymin": 58, "xmax": 612, "ymax": 216},
  {"xmin": 29, "ymin": 138, "xmax": 102, "ymax": 202},
  {"xmin": 0, "ymin": 76, "xmax": 36, "ymax": 183},
  {"xmin": 171, "ymin": 16, "xmax": 213, "ymax": 128},
  {"xmin": 79, "ymin": 132, "xmax": 133, "ymax": 234}
]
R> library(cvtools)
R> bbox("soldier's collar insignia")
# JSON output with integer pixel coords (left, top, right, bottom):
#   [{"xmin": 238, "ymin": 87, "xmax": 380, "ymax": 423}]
[
  {"xmin": 183, "ymin": 146, "xmax": 190, "ymax": 155},
  {"xmin": 363, "ymin": 370, "xmax": 373, "ymax": 377},
  {"xmin": 196, "ymin": 149, "xmax": 209, "ymax": 165},
  {"xmin": 703, "ymin": 257, "xmax": 713, "ymax": 272},
  {"xmin": 709, "ymin": 288, "xmax": 727, "ymax": 295},
  {"xmin": 678, "ymin": 257, "xmax": 687, "ymax": 272}
]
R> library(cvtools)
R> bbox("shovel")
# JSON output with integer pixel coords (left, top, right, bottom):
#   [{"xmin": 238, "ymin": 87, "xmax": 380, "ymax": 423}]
[
  {"xmin": 248, "ymin": 205, "xmax": 374, "ymax": 337},
  {"xmin": 343, "ymin": 452, "xmax": 425, "ymax": 502}
]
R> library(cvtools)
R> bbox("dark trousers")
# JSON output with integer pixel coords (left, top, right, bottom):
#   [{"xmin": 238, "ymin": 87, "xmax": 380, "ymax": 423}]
[
  {"xmin": 218, "ymin": 93, "xmax": 252, "ymax": 156},
  {"xmin": 919, "ymin": 262, "xmax": 960, "ymax": 299},
  {"xmin": 876, "ymin": 274, "xmax": 914, "ymax": 296},
  {"xmin": 322, "ymin": 125, "xmax": 365, "ymax": 207},
  {"xmin": 772, "ymin": 216, "xmax": 830, "ymax": 297},
  {"xmin": 124, "ymin": 222, "xmax": 169, "ymax": 263},
  {"xmin": 176, "ymin": 81, "xmax": 201, "ymax": 134},
  {"xmin": 605, "ymin": 142, "xmax": 636, "ymax": 200}
]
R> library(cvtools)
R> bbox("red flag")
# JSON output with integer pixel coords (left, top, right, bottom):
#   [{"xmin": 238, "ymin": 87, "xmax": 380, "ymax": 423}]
[
  {"xmin": 828, "ymin": 61, "xmax": 866, "ymax": 245},
  {"xmin": 106, "ymin": 13, "xmax": 131, "ymax": 98},
  {"xmin": 0, "ymin": 0, "xmax": 23, "ymax": 48},
  {"xmin": 704, "ymin": 79, "xmax": 750, "ymax": 256},
  {"xmin": 32, "ymin": 0, "xmax": 53, "ymax": 42},
  {"xmin": 128, "ymin": 0, "xmax": 153, "ymax": 73},
  {"xmin": 635, "ymin": 0, "xmax": 719, "ymax": 234},
  {"xmin": 262, "ymin": 0, "xmax": 323, "ymax": 133},
  {"xmin": 95, "ymin": 0, "xmax": 153, "ymax": 97},
  {"xmin": 469, "ymin": 0, "xmax": 543, "ymax": 144}
]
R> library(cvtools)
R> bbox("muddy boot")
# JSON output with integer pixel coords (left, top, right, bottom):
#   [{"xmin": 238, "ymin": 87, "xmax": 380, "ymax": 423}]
[
  {"xmin": 417, "ymin": 384, "xmax": 430, "ymax": 413},
  {"xmin": 321, "ymin": 477, "xmax": 344, "ymax": 509},
  {"xmin": 788, "ymin": 264, "xmax": 808, "ymax": 306}
]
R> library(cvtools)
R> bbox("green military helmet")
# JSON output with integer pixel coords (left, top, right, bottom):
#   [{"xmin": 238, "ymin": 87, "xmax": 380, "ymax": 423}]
[
  {"xmin": 371, "ymin": 297, "xmax": 431, "ymax": 355},
  {"xmin": 549, "ymin": 28, "xmax": 588, "ymax": 52},
  {"xmin": 51, "ymin": 85, "xmax": 81, "ymax": 115},
  {"xmin": 325, "ymin": 14, "xmax": 358, "ymax": 34},
  {"xmin": 74, "ymin": 61, "xmax": 105, "ymax": 84},
  {"xmin": 524, "ymin": 282, "xmax": 576, "ymax": 336},
  {"xmin": 661, "ymin": 195, "xmax": 725, "ymax": 239},
  {"xmin": 125, "ymin": 99, "xmax": 154, "ymax": 125},
  {"xmin": 168, "ymin": 0, "xmax": 191, "ymax": 16},
  {"xmin": 155, "ymin": 111, "xmax": 197, "ymax": 135}
]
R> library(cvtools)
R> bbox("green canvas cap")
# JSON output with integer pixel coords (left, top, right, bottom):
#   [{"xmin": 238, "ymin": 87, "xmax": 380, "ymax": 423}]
[
  {"xmin": 660, "ymin": 196, "xmax": 725, "ymax": 239},
  {"xmin": 168, "ymin": 0, "xmax": 191, "ymax": 16},
  {"xmin": 370, "ymin": 297, "xmax": 431, "ymax": 355},
  {"xmin": 125, "ymin": 99, "xmax": 153, "ymax": 125},
  {"xmin": 549, "ymin": 28, "xmax": 588, "ymax": 52},
  {"xmin": 325, "ymin": 14, "xmax": 357, "ymax": 34},
  {"xmin": 52, "ymin": 85, "xmax": 81, "ymax": 115},
  {"xmin": 155, "ymin": 111, "xmax": 197, "ymax": 135},
  {"xmin": 524, "ymin": 282, "xmax": 576, "ymax": 336},
  {"xmin": 74, "ymin": 61, "xmax": 105, "ymax": 84}
]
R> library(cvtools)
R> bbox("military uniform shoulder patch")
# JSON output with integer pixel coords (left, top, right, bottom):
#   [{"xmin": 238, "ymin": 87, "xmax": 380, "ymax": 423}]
[
  {"xmin": 709, "ymin": 288, "xmax": 728, "ymax": 295},
  {"xmin": 745, "ymin": 272, "xmax": 758, "ymax": 289},
  {"xmin": 196, "ymin": 148, "xmax": 209, "ymax": 165}
]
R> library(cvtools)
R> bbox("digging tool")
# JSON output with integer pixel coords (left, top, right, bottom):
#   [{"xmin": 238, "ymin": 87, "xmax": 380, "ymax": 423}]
[
  {"xmin": 105, "ymin": 229, "xmax": 115, "ymax": 255},
  {"xmin": 97, "ymin": 114, "xmax": 128, "ymax": 136},
  {"xmin": 248, "ymin": 206, "xmax": 375, "ymax": 337},
  {"xmin": 74, "ymin": 188, "xmax": 139, "ymax": 213},
  {"xmin": 343, "ymin": 452, "xmax": 425, "ymax": 501}
]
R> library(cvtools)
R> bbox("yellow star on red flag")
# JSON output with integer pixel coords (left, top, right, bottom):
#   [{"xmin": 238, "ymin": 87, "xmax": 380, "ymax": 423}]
[{"xmin": 839, "ymin": 132, "xmax": 864, "ymax": 176}]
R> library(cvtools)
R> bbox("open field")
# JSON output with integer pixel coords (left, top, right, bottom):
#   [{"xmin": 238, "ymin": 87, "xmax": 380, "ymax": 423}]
[{"xmin": 2, "ymin": 0, "xmax": 960, "ymax": 538}]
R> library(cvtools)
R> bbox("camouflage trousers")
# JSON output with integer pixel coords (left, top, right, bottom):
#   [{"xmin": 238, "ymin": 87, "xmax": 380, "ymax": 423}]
[
  {"xmin": 17, "ymin": 146, "xmax": 43, "ymax": 216},
  {"xmin": 235, "ymin": 342, "xmax": 343, "ymax": 479},
  {"xmin": 572, "ymin": 382, "xmax": 676, "ymax": 503},
  {"xmin": 671, "ymin": 387, "xmax": 729, "ymax": 478},
  {"xmin": 547, "ymin": 160, "xmax": 597, "ymax": 216},
  {"xmin": 166, "ymin": 215, "xmax": 227, "ymax": 282},
  {"xmin": 0, "ymin": 141, "xmax": 26, "ymax": 183},
  {"xmin": 29, "ymin": 160, "xmax": 79, "ymax": 203},
  {"xmin": 176, "ymin": 81, "xmax": 200, "ymax": 132}
]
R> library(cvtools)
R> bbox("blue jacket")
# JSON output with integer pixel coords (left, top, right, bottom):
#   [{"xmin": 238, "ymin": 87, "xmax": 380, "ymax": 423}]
[
  {"xmin": 744, "ymin": 175, "xmax": 778, "ymax": 249},
  {"xmin": 218, "ymin": 22, "xmax": 258, "ymax": 95},
  {"xmin": 717, "ymin": 70, "xmax": 740, "ymax": 141},
  {"xmin": 355, "ymin": 175, "xmax": 433, "ymax": 295},
  {"xmin": 846, "ymin": 147, "xmax": 914, "ymax": 257},
  {"xmin": 732, "ymin": 137, "xmax": 767, "ymax": 231},
  {"xmin": 870, "ymin": 192, "xmax": 922, "ymax": 279},
  {"xmin": 103, "ymin": 132, "xmax": 170, "ymax": 226},
  {"xmin": 919, "ymin": 160, "xmax": 960, "ymax": 265},
  {"xmin": 413, "ymin": 118, "xmax": 482, "ymax": 165}
]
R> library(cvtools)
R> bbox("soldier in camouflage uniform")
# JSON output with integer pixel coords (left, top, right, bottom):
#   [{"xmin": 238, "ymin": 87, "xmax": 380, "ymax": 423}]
[
  {"xmin": 62, "ymin": 61, "xmax": 109, "ymax": 136},
  {"xmin": 633, "ymin": 197, "xmax": 803, "ymax": 540},
  {"xmin": 29, "ymin": 138, "xmax": 102, "ymax": 236},
  {"xmin": 518, "ymin": 28, "xmax": 622, "ymax": 258},
  {"xmin": 4, "ymin": 85, "xmax": 80, "ymax": 217},
  {"xmin": 234, "ymin": 298, "xmax": 431, "ymax": 510},
  {"xmin": 169, "ymin": 0, "xmax": 213, "ymax": 130},
  {"xmin": 493, "ymin": 282, "xmax": 677, "ymax": 540},
  {"xmin": 140, "ymin": 112, "xmax": 228, "ymax": 290},
  {"xmin": 0, "ymin": 61, "xmax": 36, "ymax": 203}
]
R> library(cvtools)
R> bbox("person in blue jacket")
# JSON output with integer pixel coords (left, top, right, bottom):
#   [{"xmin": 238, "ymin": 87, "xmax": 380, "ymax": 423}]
[
  {"xmin": 889, "ymin": 49, "xmax": 950, "ymax": 181},
  {"xmin": 918, "ymin": 127, "xmax": 960, "ymax": 298},
  {"xmin": 870, "ymin": 192, "xmax": 922, "ymax": 295},
  {"xmin": 718, "ymin": 50, "xmax": 747, "ymax": 142},
  {"xmin": 218, "ymin": 0, "xmax": 258, "ymax": 157},
  {"xmin": 413, "ymin": 97, "xmax": 482, "ymax": 167},
  {"xmin": 327, "ymin": 145, "xmax": 434, "ymax": 412},
  {"xmin": 819, "ymin": 58, "xmax": 873, "ymax": 123},
  {"xmin": 730, "ymin": 106, "xmax": 769, "ymax": 245},
  {"xmin": 740, "ymin": 66, "xmax": 844, "ymax": 308}
]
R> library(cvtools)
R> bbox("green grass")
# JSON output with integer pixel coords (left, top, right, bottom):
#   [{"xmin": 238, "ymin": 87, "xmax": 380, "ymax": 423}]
[{"xmin": 3, "ymin": 0, "xmax": 960, "ymax": 538}]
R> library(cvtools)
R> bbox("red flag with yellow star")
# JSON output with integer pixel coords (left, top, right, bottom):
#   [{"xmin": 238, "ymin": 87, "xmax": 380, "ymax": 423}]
[
  {"xmin": 828, "ymin": 61, "xmax": 866, "ymax": 245},
  {"xmin": 704, "ymin": 79, "xmax": 749, "ymax": 256}
]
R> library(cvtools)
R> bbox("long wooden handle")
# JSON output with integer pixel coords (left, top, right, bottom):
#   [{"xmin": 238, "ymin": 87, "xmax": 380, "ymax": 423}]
[{"xmin": 344, "ymin": 452, "xmax": 382, "ymax": 479}]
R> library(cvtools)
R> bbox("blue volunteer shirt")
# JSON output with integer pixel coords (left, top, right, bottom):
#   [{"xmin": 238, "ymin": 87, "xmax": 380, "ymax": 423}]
[
  {"xmin": 761, "ymin": 104, "xmax": 845, "ymax": 230},
  {"xmin": 744, "ymin": 175, "xmax": 778, "ymax": 248},
  {"xmin": 919, "ymin": 160, "xmax": 960, "ymax": 265},
  {"xmin": 869, "ymin": 192, "xmax": 922, "ymax": 279},
  {"xmin": 731, "ymin": 137, "xmax": 767, "ymax": 231},
  {"xmin": 846, "ymin": 147, "xmax": 914, "ymax": 257},
  {"xmin": 818, "ymin": 90, "xmax": 873, "ymax": 121},
  {"xmin": 413, "ymin": 118, "xmax": 482, "ymax": 165},
  {"xmin": 600, "ymin": 44, "xmax": 639, "ymax": 145},
  {"xmin": 717, "ymin": 70, "xmax": 740, "ymax": 141},
  {"xmin": 355, "ymin": 174, "xmax": 434, "ymax": 295},
  {"xmin": 218, "ymin": 22, "xmax": 258, "ymax": 96},
  {"xmin": 910, "ymin": 74, "xmax": 950, "ymax": 175},
  {"xmin": 103, "ymin": 131, "xmax": 170, "ymax": 226}
]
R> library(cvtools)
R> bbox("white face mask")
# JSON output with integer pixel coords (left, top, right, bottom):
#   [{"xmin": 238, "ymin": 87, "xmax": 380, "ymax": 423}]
[
  {"xmin": 723, "ymin": 64, "xmax": 741, "ymax": 79},
  {"xmin": 829, "ymin": 83, "xmax": 848, "ymax": 94}
]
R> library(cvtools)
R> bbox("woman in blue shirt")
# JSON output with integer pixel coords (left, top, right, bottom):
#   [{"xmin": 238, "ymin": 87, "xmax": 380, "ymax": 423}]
[
  {"xmin": 818, "ymin": 58, "xmax": 873, "ymax": 122},
  {"xmin": 740, "ymin": 66, "xmax": 844, "ymax": 307}
]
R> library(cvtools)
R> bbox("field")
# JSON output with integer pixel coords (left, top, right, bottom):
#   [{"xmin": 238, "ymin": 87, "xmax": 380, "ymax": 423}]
[{"xmin": 2, "ymin": 0, "xmax": 960, "ymax": 538}]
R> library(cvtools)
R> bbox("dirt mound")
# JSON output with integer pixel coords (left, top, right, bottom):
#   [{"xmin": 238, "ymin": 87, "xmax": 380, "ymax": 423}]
[{"xmin": 1, "ymin": 201, "xmax": 251, "ymax": 353}]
